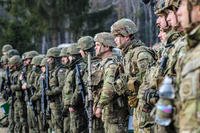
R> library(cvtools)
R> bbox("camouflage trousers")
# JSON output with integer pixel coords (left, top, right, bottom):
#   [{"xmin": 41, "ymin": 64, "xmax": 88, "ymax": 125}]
[
  {"xmin": 63, "ymin": 115, "xmax": 70, "ymax": 133},
  {"xmin": 133, "ymin": 100, "xmax": 154, "ymax": 133},
  {"xmin": 8, "ymin": 103, "xmax": 14, "ymax": 133},
  {"xmin": 93, "ymin": 117, "xmax": 105, "ymax": 133},
  {"xmin": 27, "ymin": 105, "xmax": 39, "ymax": 133},
  {"xmin": 50, "ymin": 102, "xmax": 63, "ymax": 133},
  {"xmin": 104, "ymin": 119, "xmax": 127, "ymax": 133},
  {"xmin": 14, "ymin": 99, "xmax": 28, "ymax": 133},
  {"xmin": 70, "ymin": 111, "xmax": 88, "ymax": 133}
]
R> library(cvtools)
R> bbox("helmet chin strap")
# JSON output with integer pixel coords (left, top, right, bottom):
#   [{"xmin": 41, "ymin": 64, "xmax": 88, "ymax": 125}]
[{"xmin": 187, "ymin": 0, "xmax": 192, "ymax": 24}]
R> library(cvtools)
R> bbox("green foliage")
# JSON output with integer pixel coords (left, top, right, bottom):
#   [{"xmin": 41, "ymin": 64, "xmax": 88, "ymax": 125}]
[{"xmin": 0, "ymin": 0, "xmax": 90, "ymax": 52}]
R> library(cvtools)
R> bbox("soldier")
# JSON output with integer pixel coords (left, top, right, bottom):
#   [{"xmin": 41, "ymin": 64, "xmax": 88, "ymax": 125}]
[
  {"xmin": 177, "ymin": 0, "xmax": 200, "ymax": 132},
  {"xmin": 46, "ymin": 47, "xmax": 64, "ymax": 133},
  {"xmin": 63, "ymin": 44, "xmax": 88, "ymax": 133},
  {"xmin": 8, "ymin": 55, "xmax": 28, "ymax": 133},
  {"xmin": 78, "ymin": 36, "xmax": 105, "ymax": 133},
  {"xmin": 39, "ymin": 57, "xmax": 49, "ymax": 133},
  {"xmin": 111, "ymin": 18, "xmax": 155, "ymax": 133},
  {"xmin": 20, "ymin": 51, "xmax": 39, "ymax": 133},
  {"xmin": 59, "ymin": 47, "xmax": 71, "ymax": 133},
  {"xmin": 29, "ymin": 55, "xmax": 45, "ymax": 133},
  {"xmin": 93, "ymin": 32, "xmax": 129, "ymax": 133},
  {"xmin": 1, "ymin": 44, "xmax": 13, "ymax": 56}
]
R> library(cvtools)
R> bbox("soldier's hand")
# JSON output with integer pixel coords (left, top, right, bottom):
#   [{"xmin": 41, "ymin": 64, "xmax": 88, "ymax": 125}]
[
  {"xmin": 95, "ymin": 107, "xmax": 102, "ymax": 118},
  {"xmin": 69, "ymin": 107, "xmax": 75, "ymax": 112},
  {"xmin": 22, "ymin": 83, "xmax": 27, "ymax": 90},
  {"xmin": 19, "ymin": 74, "xmax": 23, "ymax": 81},
  {"xmin": 30, "ymin": 95, "xmax": 38, "ymax": 102}
]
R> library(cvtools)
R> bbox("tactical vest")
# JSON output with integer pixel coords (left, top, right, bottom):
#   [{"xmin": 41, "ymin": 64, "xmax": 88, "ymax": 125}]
[
  {"xmin": 93, "ymin": 56, "xmax": 129, "ymax": 124},
  {"xmin": 179, "ymin": 43, "xmax": 200, "ymax": 132}
]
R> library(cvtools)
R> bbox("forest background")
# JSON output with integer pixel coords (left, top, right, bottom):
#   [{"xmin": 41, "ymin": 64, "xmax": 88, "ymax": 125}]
[{"xmin": 0, "ymin": 0, "xmax": 158, "ymax": 54}]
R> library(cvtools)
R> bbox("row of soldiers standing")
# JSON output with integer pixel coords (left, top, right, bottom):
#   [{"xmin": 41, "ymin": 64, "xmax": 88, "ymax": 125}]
[{"xmin": 0, "ymin": 0, "xmax": 199, "ymax": 132}]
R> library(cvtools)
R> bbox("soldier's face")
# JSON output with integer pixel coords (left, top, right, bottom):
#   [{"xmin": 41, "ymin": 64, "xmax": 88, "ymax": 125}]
[
  {"xmin": 167, "ymin": 10, "xmax": 178, "ymax": 28},
  {"xmin": 47, "ymin": 57, "xmax": 54, "ymax": 64},
  {"xmin": 41, "ymin": 66, "xmax": 45, "ymax": 73},
  {"xmin": 61, "ymin": 56, "xmax": 69, "ymax": 65},
  {"xmin": 68, "ymin": 56, "xmax": 73, "ymax": 63},
  {"xmin": 79, "ymin": 49, "xmax": 86, "ymax": 57},
  {"xmin": 24, "ymin": 58, "xmax": 31, "ymax": 66},
  {"xmin": 114, "ymin": 35, "xmax": 129, "ymax": 49},
  {"xmin": 95, "ymin": 42, "xmax": 109, "ymax": 57},
  {"xmin": 158, "ymin": 29, "xmax": 167, "ymax": 42},
  {"xmin": 177, "ymin": 0, "xmax": 190, "ymax": 28},
  {"xmin": 177, "ymin": 0, "xmax": 200, "ymax": 29},
  {"xmin": 156, "ymin": 14, "xmax": 168, "ymax": 30},
  {"xmin": 95, "ymin": 42, "xmax": 102, "ymax": 56}
]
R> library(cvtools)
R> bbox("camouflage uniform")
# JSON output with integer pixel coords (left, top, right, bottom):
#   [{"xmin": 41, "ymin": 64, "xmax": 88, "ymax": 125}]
[
  {"xmin": 46, "ymin": 47, "xmax": 64, "ymax": 133},
  {"xmin": 59, "ymin": 47, "xmax": 70, "ymax": 133},
  {"xmin": 21, "ymin": 51, "xmax": 39, "ymax": 133},
  {"xmin": 78, "ymin": 36, "xmax": 105, "ymax": 133},
  {"xmin": 8, "ymin": 55, "xmax": 28, "ymax": 133},
  {"xmin": 63, "ymin": 44, "xmax": 88, "ymax": 133},
  {"xmin": 29, "ymin": 55, "xmax": 46, "ymax": 133},
  {"xmin": 179, "ymin": 0, "xmax": 200, "ymax": 132},
  {"xmin": 152, "ymin": 0, "xmax": 187, "ymax": 132},
  {"xmin": 93, "ymin": 32, "xmax": 129, "ymax": 133},
  {"xmin": 111, "ymin": 18, "xmax": 156, "ymax": 133}
]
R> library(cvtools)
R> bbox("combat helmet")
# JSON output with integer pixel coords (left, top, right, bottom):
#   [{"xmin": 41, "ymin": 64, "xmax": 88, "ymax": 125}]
[
  {"xmin": 40, "ymin": 58, "xmax": 48, "ymax": 67},
  {"xmin": 188, "ymin": 0, "xmax": 200, "ymax": 5},
  {"xmin": 24, "ymin": 51, "xmax": 39, "ymax": 60},
  {"xmin": 60, "ymin": 47, "xmax": 70, "ymax": 57},
  {"xmin": 154, "ymin": 0, "xmax": 168, "ymax": 14},
  {"xmin": 6, "ymin": 49, "xmax": 19, "ymax": 58},
  {"xmin": 8, "ymin": 55, "xmax": 22, "ymax": 66},
  {"xmin": 2, "ymin": 44, "xmax": 13, "ymax": 53},
  {"xmin": 111, "ymin": 18, "xmax": 138, "ymax": 36},
  {"xmin": 0, "ymin": 55, "xmax": 8, "ymax": 65},
  {"xmin": 94, "ymin": 32, "xmax": 116, "ymax": 48},
  {"xmin": 165, "ymin": 0, "xmax": 181, "ymax": 10},
  {"xmin": 31, "ymin": 55, "xmax": 45, "ymax": 66},
  {"xmin": 67, "ymin": 43, "xmax": 80, "ymax": 56},
  {"xmin": 78, "ymin": 36, "xmax": 95, "ymax": 51},
  {"xmin": 46, "ymin": 47, "xmax": 60, "ymax": 58}
]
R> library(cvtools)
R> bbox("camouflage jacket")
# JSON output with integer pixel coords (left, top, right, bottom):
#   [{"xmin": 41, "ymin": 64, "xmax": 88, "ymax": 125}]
[{"xmin": 179, "ymin": 25, "xmax": 200, "ymax": 132}]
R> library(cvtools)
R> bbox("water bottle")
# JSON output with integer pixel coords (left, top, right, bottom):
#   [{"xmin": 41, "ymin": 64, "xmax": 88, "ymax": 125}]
[
  {"xmin": 155, "ymin": 76, "xmax": 175, "ymax": 126},
  {"xmin": 159, "ymin": 76, "xmax": 175, "ymax": 99}
]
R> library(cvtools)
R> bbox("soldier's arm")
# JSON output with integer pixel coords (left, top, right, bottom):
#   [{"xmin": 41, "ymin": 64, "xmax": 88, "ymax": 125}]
[
  {"xmin": 63, "ymin": 70, "xmax": 75, "ymax": 107},
  {"xmin": 49, "ymin": 70, "xmax": 62, "ymax": 95},
  {"xmin": 11, "ymin": 72, "xmax": 21, "ymax": 91},
  {"xmin": 97, "ymin": 64, "xmax": 117, "ymax": 109}
]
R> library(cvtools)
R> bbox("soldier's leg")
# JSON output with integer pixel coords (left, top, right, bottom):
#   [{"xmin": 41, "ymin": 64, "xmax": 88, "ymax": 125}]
[
  {"xmin": 93, "ymin": 117, "xmax": 105, "ymax": 133},
  {"xmin": 70, "ymin": 112, "xmax": 87, "ymax": 133},
  {"xmin": 106, "ymin": 122, "xmax": 127, "ymax": 133},
  {"xmin": 14, "ymin": 99, "xmax": 21, "ymax": 133},
  {"xmin": 50, "ymin": 104, "xmax": 63, "ymax": 133},
  {"xmin": 133, "ymin": 108, "xmax": 140, "ymax": 133},
  {"xmin": 19, "ymin": 101, "xmax": 29, "ymax": 133},
  {"xmin": 63, "ymin": 116, "xmax": 70, "ymax": 133},
  {"xmin": 8, "ymin": 102, "xmax": 15, "ymax": 133}
]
